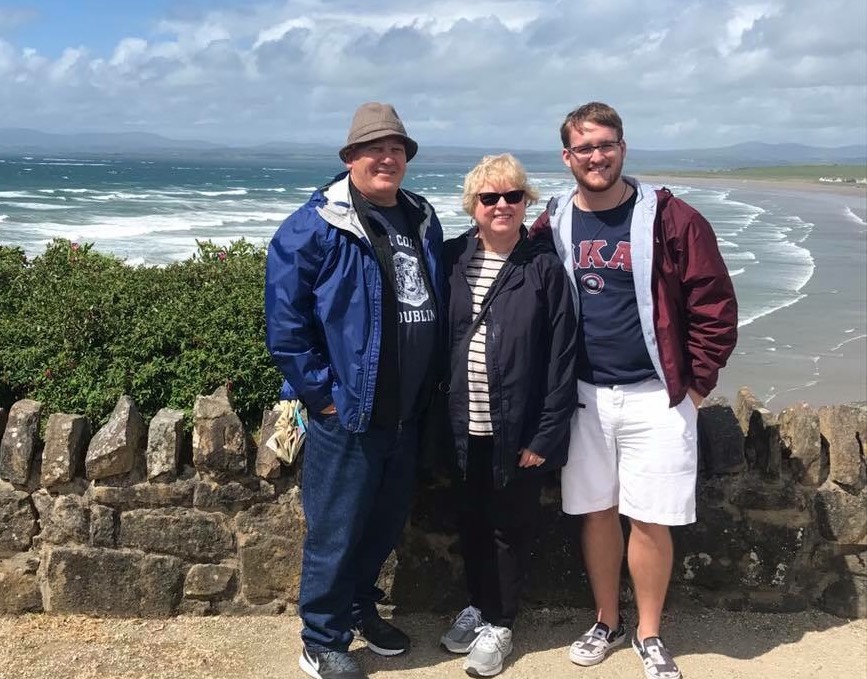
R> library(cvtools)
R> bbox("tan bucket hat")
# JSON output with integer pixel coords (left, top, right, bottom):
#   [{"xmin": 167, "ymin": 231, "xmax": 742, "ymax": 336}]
[{"xmin": 338, "ymin": 102, "xmax": 418, "ymax": 162}]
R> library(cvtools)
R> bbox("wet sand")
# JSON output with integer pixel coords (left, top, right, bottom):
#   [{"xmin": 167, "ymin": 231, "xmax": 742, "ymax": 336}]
[{"xmin": 640, "ymin": 174, "xmax": 867, "ymax": 409}]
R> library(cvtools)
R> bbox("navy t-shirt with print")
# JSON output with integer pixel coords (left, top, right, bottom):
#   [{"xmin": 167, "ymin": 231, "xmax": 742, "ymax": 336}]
[
  {"xmin": 368, "ymin": 203, "xmax": 438, "ymax": 422},
  {"xmin": 572, "ymin": 193, "xmax": 657, "ymax": 385}
]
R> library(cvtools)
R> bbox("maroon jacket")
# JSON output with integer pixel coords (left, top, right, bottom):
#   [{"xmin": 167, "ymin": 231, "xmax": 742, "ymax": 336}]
[{"xmin": 530, "ymin": 182, "xmax": 737, "ymax": 406}]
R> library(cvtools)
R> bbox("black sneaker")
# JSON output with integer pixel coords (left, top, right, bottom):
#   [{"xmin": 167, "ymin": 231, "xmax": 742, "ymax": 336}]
[
  {"xmin": 632, "ymin": 633, "xmax": 682, "ymax": 679},
  {"xmin": 352, "ymin": 615, "xmax": 410, "ymax": 656},
  {"xmin": 299, "ymin": 647, "xmax": 367, "ymax": 679}
]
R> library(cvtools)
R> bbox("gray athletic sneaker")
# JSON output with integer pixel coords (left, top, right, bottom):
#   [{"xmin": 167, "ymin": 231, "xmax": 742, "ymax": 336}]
[
  {"xmin": 463, "ymin": 624, "xmax": 513, "ymax": 677},
  {"xmin": 568, "ymin": 618, "xmax": 627, "ymax": 666},
  {"xmin": 441, "ymin": 605, "xmax": 485, "ymax": 653}
]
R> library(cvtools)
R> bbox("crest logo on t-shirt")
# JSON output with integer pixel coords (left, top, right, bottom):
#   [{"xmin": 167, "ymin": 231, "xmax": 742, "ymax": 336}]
[
  {"xmin": 580, "ymin": 272, "xmax": 605, "ymax": 294},
  {"xmin": 393, "ymin": 252, "xmax": 428, "ymax": 307}
]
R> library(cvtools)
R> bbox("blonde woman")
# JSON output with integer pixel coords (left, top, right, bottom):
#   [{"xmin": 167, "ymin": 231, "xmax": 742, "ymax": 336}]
[{"xmin": 439, "ymin": 154, "xmax": 578, "ymax": 676}]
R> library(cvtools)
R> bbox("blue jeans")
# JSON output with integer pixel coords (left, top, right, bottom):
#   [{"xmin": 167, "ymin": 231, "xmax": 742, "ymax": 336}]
[{"xmin": 299, "ymin": 413, "xmax": 418, "ymax": 652}]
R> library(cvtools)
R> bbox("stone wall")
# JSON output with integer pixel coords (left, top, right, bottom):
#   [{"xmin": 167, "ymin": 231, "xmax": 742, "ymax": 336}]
[{"xmin": 1, "ymin": 387, "xmax": 864, "ymax": 619}]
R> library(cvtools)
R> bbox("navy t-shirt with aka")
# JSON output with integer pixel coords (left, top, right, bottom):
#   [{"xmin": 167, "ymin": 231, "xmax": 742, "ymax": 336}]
[
  {"xmin": 367, "ymin": 203, "xmax": 438, "ymax": 422},
  {"xmin": 572, "ymin": 193, "xmax": 657, "ymax": 385}
]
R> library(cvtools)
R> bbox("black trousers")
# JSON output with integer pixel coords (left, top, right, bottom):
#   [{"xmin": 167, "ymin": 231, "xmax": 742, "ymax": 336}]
[{"xmin": 457, "ymin": 435, "xmax": 544, "ymax": 629}]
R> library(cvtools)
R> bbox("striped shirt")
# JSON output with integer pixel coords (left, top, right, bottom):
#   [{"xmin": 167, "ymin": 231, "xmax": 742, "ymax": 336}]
[{"xmin": 466, "ymin": 248, "xmax": 507, "ymax": 435}]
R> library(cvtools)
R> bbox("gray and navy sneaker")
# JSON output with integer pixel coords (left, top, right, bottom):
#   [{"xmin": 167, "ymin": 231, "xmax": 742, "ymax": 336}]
[
  {"xmin": 568, "ymin": 618, "xmax": 627, "ymax": 666},
  {"xmin": 299, "ymin": 647, "xmax": 367, "ymax": 679},
  {"xmin": 463, "ymin": 624, "xmax": 513, "ymax": 677},
  {"xmin": 441, "ymin": 605, "xmax": 485, "ymax": 653},
  {"xmin": 632, "ymin": 633, "xmax": 683, "ymax": 679},
  {"xmin": 352, "ymin": 615, "xmax": 410, "ymax": 656}
]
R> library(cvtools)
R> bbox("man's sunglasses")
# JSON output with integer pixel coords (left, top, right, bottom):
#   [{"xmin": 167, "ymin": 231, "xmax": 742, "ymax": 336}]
[{"xmin": 477, "ymin": 190, "xmax": 526, "ymax": 207}]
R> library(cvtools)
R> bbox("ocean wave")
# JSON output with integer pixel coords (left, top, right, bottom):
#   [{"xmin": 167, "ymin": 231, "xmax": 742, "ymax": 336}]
[
  {"xmin": 195, "ymin": 189, "xmax": 249, "ymax": 197},
  {"xmin": 0, "ymin": 214, "xmax": 7, "ymax": 222},
  {"xmin": 27, "ymin": 209, "xmax": 290, "ymax": 240},
  {"xmin": 723, "ymin": 251, "xmax": 757, "ymax": 262},
  {"xmin": 829, "ymin": 334, "xmax": 867, "ymax": 352},
  {"xmin": 33, "ymin": 161, "xmax": 111, "ymax": 166},
  {"xmin": 738, "ymin": 293, "xmax": 807, "ymax": 328},
  {"xmin": 0, "ymin": 201, "xmax": 76, "ymax": 210},
  {"xmin": 0, "ymin": 191, "xmax": 40, "ymax": 199},
  {"xmin": 843, "ymin": 205, "xmax": 867, "ymax": 227},
  {"xmin": 729, "ymin": 268, "xmax": 745, "ymax": 277}
]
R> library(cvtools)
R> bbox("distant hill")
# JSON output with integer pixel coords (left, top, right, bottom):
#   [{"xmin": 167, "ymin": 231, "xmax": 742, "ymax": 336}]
[
  {"xmin": 0, "ymin": 129, "xmax": 864, "ymax": 172},
  {"xmin": 0, "ymin": 129, "xmax": 221, "ymax": 153}
]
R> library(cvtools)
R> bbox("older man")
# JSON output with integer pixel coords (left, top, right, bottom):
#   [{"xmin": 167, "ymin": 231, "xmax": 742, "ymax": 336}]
[
  {"xmin": 266, "ymin": 102, "xmax": 445, "ymax": 679},
  {"xmin": 532, "ymin": 101, "xmax": 737, "ymax": 679}
]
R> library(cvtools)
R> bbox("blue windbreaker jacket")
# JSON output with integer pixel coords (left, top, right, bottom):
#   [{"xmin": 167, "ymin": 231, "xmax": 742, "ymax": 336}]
[{"xmin": 265, "ymin": 171, "xmax": 446, "ymax": 433}]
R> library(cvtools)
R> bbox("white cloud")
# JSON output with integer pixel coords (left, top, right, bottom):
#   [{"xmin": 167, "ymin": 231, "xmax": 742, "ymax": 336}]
[{"xmin": 0, "ymin": 0, "xmax": 863, "ymax": 149}]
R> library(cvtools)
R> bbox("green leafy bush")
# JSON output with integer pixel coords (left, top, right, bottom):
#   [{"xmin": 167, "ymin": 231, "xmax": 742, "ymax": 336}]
[{"xmin": 0, "ymin": 239, "xmax": 282, "ymax": 429}]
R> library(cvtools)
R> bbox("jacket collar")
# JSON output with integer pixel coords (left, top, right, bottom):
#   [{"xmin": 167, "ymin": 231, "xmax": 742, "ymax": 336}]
[{"xmin": 316, "ymin": 171, "xmax": 434, "ymax": 242}]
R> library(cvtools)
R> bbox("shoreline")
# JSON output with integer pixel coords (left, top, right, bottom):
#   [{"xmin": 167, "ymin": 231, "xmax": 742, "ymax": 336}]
[
  {"xmin": 639, "ymin": 173, "xmax": 867, "ymax": 409},
  {"xmin": 638, "ymin": 173, "xmax": 867, "ymax": 198}
]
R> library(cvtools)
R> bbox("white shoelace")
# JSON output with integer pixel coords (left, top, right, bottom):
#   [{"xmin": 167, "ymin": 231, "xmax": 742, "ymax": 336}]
[
  {"xmin": 470, "ymin": 625, "xmax": 509, "ymax": 653},
  {"xmin": 453, "ymin": 605, "xmax": 483, "ymax": 631}
]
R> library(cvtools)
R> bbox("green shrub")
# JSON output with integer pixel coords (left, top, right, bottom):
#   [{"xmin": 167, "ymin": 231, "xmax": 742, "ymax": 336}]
[{"xmin": 0, "ymin": 239, "xmax": 282, "ymax": 429}]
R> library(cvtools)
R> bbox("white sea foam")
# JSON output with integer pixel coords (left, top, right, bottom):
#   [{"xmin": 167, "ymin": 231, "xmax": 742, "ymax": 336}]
[
  {"xmin": 0, "ymin": 201, "xmax": 75, "ymax": 210},
  {"xmin": 829, "ymin": 334, "xmax": 867, "ymax": 352},
  {"xmin": 729, "ymin": 268, "xmax": 745, "ymax": 277},
  {"xmin": 195, "ymin": 189, "xmax": 249, "ymax": 197},
  {"xmin": 738, "ymin": 293, "xmax": 807, "ymax": 328},
  {"xmin": 723, "ymin": 251, "xmax": 757, "ymax": 262},
  {"xmin": 0, "ymin": 214, "xmax": 7, "ymax": 222},
  {"xmin": 34, "ymin": 161, "xmax": 110, "ymax": 167},
  {"xmin": 0, "ymin": 191, "xmax": 39, "ymax": 199},
  {"xmin": 843, "ymin": 206, "xmax": 867, "ymax": 226}
]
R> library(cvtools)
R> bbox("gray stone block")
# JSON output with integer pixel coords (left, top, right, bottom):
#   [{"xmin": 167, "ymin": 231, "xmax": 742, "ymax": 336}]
[
  {"xmin": 192, "ymin": 387, "xmax": 247, "ymax": 475},
  {"xmin": 814, "ymin": 484, "xmax": 867, "ymax": 544},
  {"xmin": 119, "ymin": 508, "xmax": 235, "ymax": 562},
  {"xmin": 41, "ymin": 413, "xmax": 90, "ymax": 487},
  {"xmin": 85, "ymin": 396, "xmax": 146, "ymax": 480},
  {"xmin": 41, "ymin": 545, "xmax": 183, "ymax": 617},
  {"xmin": 819, "ymin": 403, "xmax": 867, "ymax": 493},
  {"xmin": 183, "ymin": 563, "xmax": 237, "ymax": 600},
  {"xmin": 236, "ymin": 496, "xmax": 305, "ymax": 604},
  {"xmin": 85, "ymin": 476, "xmax": 196, "ymax": 511},
  {"xmin": 89, "ymin": 504, "xmax": 117, "ymax": 548},
  {"xmin": 778, "ymin": 403, "xmax": 824, "ymax": 485},
  {"xmin": 255, "ymin": 408, "xmax": 281, "ymax": 479},
  {"xmin": 146, "ymin": 408, "xmax": 185, "ymax": 481},
  {"xmin": 36, "ymin": 494, "xmax": 89, "ymax": 545},
  {"xmin": 0, "ymin": 399, "xmax": 42, "ymax": 485},
  {"xmin": 0, "ymin": 552, "xmax": 42, "ymax": 614},
  {"xmin": 193, "ymin": 478, "xmax": 275, "ymax": 512},
  {"xmin": 0, "ymin": 488, "xmax": 37, "ymax": 555},
  {"xmin": 698, "ymin": 398, "xmax": 745, "ymax": 475}
]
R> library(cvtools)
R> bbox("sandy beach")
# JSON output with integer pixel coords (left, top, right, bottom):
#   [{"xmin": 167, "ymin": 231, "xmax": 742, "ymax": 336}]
[{"xmin": 640, "ymin": 174, "xmax": 867, "ymax": 410}]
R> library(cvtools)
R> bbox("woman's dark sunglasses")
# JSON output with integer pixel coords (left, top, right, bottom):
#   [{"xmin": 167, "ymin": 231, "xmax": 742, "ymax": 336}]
[{"xmin": 477, "ymin": 190, "xmax": 525, "ymax": 207}]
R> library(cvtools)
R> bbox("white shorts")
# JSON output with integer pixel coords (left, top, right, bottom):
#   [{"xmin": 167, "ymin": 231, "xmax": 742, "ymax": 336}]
[{"xmin": 560, "ymin": 378, "xmax": 698, "ymax": 526}]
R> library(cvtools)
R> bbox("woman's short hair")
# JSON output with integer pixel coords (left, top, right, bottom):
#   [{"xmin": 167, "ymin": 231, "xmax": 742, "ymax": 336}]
[{"xmin": 462, "ymin": 153, "xmax": 540, "ymax": 216}]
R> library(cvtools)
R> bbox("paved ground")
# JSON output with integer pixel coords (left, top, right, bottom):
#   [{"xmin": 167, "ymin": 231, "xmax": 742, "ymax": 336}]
[{"xmin": 0, "ymin": 607, "xmax": 864, "ymax": 679}]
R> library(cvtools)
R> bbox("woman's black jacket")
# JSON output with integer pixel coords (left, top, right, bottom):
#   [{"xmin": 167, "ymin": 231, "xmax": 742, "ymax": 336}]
[{"xmin": 444, "ymin": 226, "xmax": 578, "ymax": 488}]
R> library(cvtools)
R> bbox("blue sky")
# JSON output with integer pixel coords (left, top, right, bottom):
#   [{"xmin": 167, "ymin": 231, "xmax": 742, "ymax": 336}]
[{"xmin": 1, "ymin": 0, "xmax": 865, "ymax": 150}]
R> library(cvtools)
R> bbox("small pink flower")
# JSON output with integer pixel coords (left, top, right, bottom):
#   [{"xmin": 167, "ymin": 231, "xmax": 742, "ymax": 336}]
[
  {"xmin": 217, "ymin": 251, "xmax": 227, "ymax": 261},
  {"xmin": 71, "ymin": 243, "xmax": 80, "ymax": 252}
]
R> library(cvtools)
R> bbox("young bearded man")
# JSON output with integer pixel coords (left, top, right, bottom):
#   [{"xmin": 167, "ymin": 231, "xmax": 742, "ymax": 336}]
[{"xmin": 531, "ymin": 101, "xmax": 738, "ymax": 679}]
